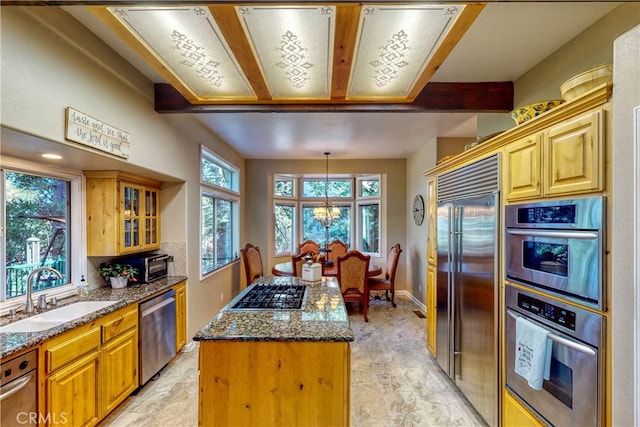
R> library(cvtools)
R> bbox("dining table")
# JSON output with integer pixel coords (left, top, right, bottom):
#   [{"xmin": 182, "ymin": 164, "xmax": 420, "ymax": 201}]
[{"xmin": 272, "ymin": 260, "xmax": 382, "ymax": 278}]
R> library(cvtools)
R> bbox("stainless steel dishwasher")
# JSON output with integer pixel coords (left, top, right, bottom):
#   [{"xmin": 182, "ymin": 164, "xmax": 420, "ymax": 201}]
[
  {"xmin": 1, "ymin": 349, "xmax": 38, "ymax": 426},
  {"xmin": 139, "ymin": 289, "xmax": 176, "ymax": 385}
]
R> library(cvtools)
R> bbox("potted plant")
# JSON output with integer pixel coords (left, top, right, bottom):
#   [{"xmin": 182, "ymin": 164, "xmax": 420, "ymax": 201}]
[{"xmin": 98, "ymin": 263, "xmax": 139, "ymax": 289}]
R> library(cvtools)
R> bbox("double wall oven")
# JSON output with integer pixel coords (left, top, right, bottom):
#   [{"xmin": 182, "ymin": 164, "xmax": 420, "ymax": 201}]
[{"xmin": 504, "ymin": 196, "xmax": 605, "ymax": 426}]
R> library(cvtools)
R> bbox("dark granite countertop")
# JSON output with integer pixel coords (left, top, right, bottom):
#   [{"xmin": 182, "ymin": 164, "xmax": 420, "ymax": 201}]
[
  {"xmin": 193, "ymin": 276, "xmax": 354, "ymax": 343},
  {"xmin": 0, "ymin": 276, "xmax": 187, "ymax": 359}
]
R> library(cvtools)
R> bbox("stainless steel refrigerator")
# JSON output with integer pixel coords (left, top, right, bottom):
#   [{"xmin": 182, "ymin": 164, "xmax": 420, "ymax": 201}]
[{"xmin": 435, "ymin": 155, "xmax": 499, "ymax": 426}]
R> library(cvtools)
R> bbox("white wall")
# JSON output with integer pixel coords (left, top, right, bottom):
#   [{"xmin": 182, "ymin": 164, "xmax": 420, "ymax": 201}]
[
  {"xmin": 405, "ymin": 137, "xmax": 437, "ymax": 308},
  {"xmin": 0, "ymin": 6, "xmax": 244, "ymax": 338},
  {"xmin": 611, "ymin": 24, "xmax": 640, "ymax": 427}
]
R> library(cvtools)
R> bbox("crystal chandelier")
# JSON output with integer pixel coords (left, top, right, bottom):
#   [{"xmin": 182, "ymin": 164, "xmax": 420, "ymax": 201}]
[
  {"xmin": 313, "ymin": 152, "xmax": 340, "ymax": 227},
  {"xmin": 313, "ymin": 153, "xmax": 340, "ymax": 260}
]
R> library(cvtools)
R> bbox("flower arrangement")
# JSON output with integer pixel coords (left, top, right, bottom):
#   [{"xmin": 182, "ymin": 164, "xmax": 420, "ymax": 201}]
[{"xmin": 98, "ymin": 263, "xmax": 139, "ymax": 280}]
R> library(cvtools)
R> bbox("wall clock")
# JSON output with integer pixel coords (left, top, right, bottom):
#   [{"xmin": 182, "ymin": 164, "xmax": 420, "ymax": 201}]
[{"xmin": 413, "ymin": 194, "xmax": 425, "ymax": 226}]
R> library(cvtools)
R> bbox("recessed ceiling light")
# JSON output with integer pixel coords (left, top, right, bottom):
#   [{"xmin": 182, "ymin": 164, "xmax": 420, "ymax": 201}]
[{"xmin": 41, "ymin": 153, "xmax": 62, "ymax": 160}]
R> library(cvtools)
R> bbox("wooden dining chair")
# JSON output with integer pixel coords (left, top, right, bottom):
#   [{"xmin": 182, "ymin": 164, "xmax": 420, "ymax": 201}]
[
  {"xmin": 337, "ymin": 250, "xmax": 371, "ymax": 322},
  {"xmin": 368, "ymin": 243, "xmax": 403, "ymax": 307},
  {"xmin": 292, "ymin": 253, "xmax": 325, "ymax": 277},
  {"xmin": 240, "ymin": 243, "xmax": 263, "ymax": 286},
  {"xmin": 326, "ymin": 240, "xmax": 348, "ymax": 265},
  {"xmin": 298, "ymin": 240, "xmax": 321, "ymax": 256}
]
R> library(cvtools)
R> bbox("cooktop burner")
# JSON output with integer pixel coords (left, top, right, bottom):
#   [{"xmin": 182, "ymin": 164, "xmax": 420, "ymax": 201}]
[{"xmin": 232, "ymin": 284, "xmax": 306, "ymax": 310}]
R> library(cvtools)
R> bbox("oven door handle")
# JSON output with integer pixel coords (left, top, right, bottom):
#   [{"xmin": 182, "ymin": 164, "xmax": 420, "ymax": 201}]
[
  {"xmin": 0, "ymin": 375, "xmax": 33, "ymax": 401},
  {"xmin": 507, "ymin": 310, "xmax": 597, "ymax": 356},
  {"xmin": 506, "ymin": 229, "xmax": 598, "ymax": 240}
]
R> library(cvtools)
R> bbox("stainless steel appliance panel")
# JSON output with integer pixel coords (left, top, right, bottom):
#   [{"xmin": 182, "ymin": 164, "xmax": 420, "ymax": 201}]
[
  {"xmin": 121, "ymin": 253, "xmax": 170, "ymax": 283},
  {"xmin": 436, "ymin": 202, "xmax": 453, "ymax": 374},
  {"xmin": 505, "ymin": 285, "xmax": 603, "ymax": 426},
  {"xmin": 436, "ymin": 193, "xmax": 498, "ymax": 426},
  {"xmin": 140, "ymin": 289, "xmax": 176, "ymax": 385},
  {"xmin": 1, "ymin": 350, "xmax": 37, "ymax": 426},
  {"xmin": 505, "ymin": 197, "xmax": 604, "ymax": 309}
]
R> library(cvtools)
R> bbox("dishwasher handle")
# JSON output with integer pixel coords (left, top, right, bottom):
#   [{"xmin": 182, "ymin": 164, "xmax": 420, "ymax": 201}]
[
  {"xmin": 0, "ymin": 375, "xmax": 33, "ymax": 401},
  {"xmin": 141, "ymin": 294, "xmax": 175, "ymax": 317}
]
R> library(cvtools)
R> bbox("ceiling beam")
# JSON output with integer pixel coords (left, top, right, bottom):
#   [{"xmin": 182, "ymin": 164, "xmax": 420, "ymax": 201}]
[{"xmin": 154, "ymin": 81, "xmax": 513, "ymax": 113}]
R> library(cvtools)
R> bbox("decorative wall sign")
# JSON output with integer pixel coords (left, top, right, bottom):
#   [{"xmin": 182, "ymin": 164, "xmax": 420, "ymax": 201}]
[{"xmin": 65, "ymin": 107, "xmax": 130, "ymax": 159}]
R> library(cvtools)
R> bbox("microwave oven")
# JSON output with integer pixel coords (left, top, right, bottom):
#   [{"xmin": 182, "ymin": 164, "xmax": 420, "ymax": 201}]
[
  {"xmin": 505, "ymin": 196, "xmax": 605, "ymax": 309},
  {"xmin": 120, "ymin": 253, "xmax": 171, "ymax": 283}
]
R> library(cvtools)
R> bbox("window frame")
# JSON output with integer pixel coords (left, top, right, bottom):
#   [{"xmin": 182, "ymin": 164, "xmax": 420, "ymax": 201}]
[
  {"xmin": 274, "ymin": 175, "xmax": 296, "ymax": 199},
  {"xmin": 201, "ymin": 145, "xmax": 240, "ymax": 193},
  {"xmin": 1, "ymin": 158, "xmax": 85, "ymax": 312},
  {"xmin": 272, "ymin": 174, "xmax": 383, "ymax": 257},
  {"xmin": 199, "ymin": 146, "xmax": 240, "ymax": 279},
  {"xmin": 273, "ymin": 201, "xmax": 298, "ymax": 256},
  {"xmin": 355, "ymin": 175, "xmax": 382, "ymax": 257}
]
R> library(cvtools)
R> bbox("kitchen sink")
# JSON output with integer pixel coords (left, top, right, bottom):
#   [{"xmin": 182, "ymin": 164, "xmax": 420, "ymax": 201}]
[{"xmin": 0, "ymin": 301, "xmax": 120, "ymax": 333}]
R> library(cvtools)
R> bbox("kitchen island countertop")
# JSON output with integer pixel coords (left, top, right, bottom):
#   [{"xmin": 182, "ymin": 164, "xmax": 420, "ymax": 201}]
[{"xmin": 193, "ymin": 276, "xmax": 354, "ymax": 342}]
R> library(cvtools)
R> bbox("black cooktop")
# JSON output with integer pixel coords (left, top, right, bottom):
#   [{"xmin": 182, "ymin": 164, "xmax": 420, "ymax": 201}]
[{"xmin": 232, "ymin": 284, "xmax": 306, "ymax": 310}]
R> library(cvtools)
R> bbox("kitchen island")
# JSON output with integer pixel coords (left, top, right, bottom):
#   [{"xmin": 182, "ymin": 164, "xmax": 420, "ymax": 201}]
[{"xmin": 193, "ymin": 276, "xmax": 354, "ymax": 427}]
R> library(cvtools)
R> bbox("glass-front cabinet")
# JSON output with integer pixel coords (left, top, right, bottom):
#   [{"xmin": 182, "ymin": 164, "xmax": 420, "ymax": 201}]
[{"xmin": 86, "ymin": 171, "xmax": 162, "ymax": 256}]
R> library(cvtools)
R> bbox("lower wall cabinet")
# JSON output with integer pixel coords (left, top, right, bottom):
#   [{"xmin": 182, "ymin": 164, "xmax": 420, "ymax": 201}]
[
  {"xmin": 42, "ymin": 305, "xmax": 138, "ymax": 427},
  {"xmin": 426, "ymin": 264, "xmax": 437, "ymax": 356},
  {"xmin": 173, "ymin": 281, "xmax": 187, "ymax": 351},
  {"xmin": 46, "ymin": 349, "xmax": 100, "ymax": 427},
  {"xmin": 503, "ymin": 390, "xmax": 543, "ymax": 427}
]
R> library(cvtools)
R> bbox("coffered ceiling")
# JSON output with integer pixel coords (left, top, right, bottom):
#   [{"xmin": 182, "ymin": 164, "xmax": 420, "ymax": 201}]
[
  {"xmin": 88, "ymin": 3, "xmax": 484, "ymax": 105},
  {"xmin": 60, "ymin": 2, "xmax": 621, "ymax": 159}
]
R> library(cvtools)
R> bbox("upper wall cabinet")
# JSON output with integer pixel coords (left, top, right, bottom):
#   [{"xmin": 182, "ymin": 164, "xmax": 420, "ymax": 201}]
[
  {"xmin": 544, "ymin": 110, "xmax": 603, "ymax": 196},
  {"xmin": 85, "ymin": 171, "xmax": 162, "ymax": 256},
  {"xmin": 426, "ymin": 83, "xmax": 610, "ymax": 205},
  {"xmin": 504, "ymin": 109, "xmax": 604, "ymax": 202}
]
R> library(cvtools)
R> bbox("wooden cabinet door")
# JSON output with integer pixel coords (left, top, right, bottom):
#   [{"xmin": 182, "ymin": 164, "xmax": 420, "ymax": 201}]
[
  {"xmin": 426, "ymin": 264, "xmax": 437, "ymax": 356},
  {"xmin": 544, "ymin": 110, "xmax": 603, "ymax": 196},
  {"xmin": 144, "ymin": 187, "xmax": 160, "ymax": 248},
  {"xmin": 102, "ymin": 328, "xmax": 138, "ymax": 415},
  {"xmin": 503, "ymin": 391, "xmax": 543, "ymax": 427},
  {"xmin": 46, "ymin": 351, "xmax": 100, "ymax": 427},
  {"xmin": 504, "ymin": 134, "xmax": 542, "ymax": 201},
  {"xmin": 426, "ymin": 177, "xmax": 437, "ymax": 265},
  {"xmin": 119, "ymin": 181, "xmax": 144, "ymax": 253},
  {"xmin": 174, "ymin": 281, "xmax": 187, "ymax": 351}
]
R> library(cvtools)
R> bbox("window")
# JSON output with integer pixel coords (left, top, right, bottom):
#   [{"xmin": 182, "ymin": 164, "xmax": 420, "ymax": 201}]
[
  {"xmin": 201, "ymin": 147, "xmax": 239, "ymax": 192},
  {"xmin": 1, "ymin": 164, "xmax": 81, "ymax": 304},
  {"xmin": 274, "ymin": 177, "xmax": 295, "ymax": 198},
  {"xmin": 359, "ymin": 203, "xmax": 380, "ymax": 253},
  {"xmin": 302, "ymin": 204, "xmax": 351, "ymax": 248},
  {"xmin": 200, "ymin": 146, "xmax": 239, "ymax": 276},
  {"xmin": 301, "ymin": 179, "xmax": 352, "ymax": 198},
  {"xmin": 273, "ymin": 175, "xmax": 381, "ymax": 256},
  {"xmin": 357, "ymin": 176, "xmax": 381, "ymax": 255},
  {"xmin": 274, "ymin": 203, "xmax": 295, "ymax": 254}
]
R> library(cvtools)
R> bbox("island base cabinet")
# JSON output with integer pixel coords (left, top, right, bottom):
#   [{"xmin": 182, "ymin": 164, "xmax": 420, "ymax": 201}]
[{"xmin": 199, "ymin": 341, "xmax": 351, "ymax": 427}]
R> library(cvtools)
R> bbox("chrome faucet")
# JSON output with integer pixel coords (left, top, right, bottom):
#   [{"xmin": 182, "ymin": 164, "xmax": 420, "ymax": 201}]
[{"xmin": 25, "ymin": 267, "xmax": 62, "ymax": 313}]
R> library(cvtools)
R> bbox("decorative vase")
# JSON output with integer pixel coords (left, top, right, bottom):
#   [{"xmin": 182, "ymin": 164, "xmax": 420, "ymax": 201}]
[{"xmin": 110, "ymin": 276, "xmax": 128, "ymax": 289}]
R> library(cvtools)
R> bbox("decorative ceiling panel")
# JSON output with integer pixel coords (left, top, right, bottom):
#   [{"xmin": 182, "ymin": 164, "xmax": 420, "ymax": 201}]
[
  {"xmin": 347, "ymin": 4, "xmax": 465, "ymax": 100},
  {"xmin": 236, "ymin": 5, "xmax": 335, "ymax": 99},
  {"xmin": 105, "ymin": 5, "xmax": 256, "ymax": 100},
  {"xmin": 90, "ymin": 2, "xmax": 483, "ymax": 105}
]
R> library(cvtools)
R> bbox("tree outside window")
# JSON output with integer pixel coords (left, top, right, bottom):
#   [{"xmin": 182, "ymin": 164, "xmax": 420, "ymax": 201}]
[{"xmin": 3, "ymin": 171, "xmax": 70, "ymax": 300}]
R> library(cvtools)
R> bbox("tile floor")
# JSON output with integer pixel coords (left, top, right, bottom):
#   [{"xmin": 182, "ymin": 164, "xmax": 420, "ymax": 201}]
[{"xmin": 100, "ymin": 296, "xmax": 486, "ymax": 427}]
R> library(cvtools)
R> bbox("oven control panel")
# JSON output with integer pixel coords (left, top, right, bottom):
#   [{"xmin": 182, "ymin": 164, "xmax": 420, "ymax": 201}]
[
  {"xmin": 517, "ymin": 204, "xmax": 576, "ymax": 225},
  {"xmin": 517, "ymin": 293, "xmax": 576, "ymax": 330}
]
